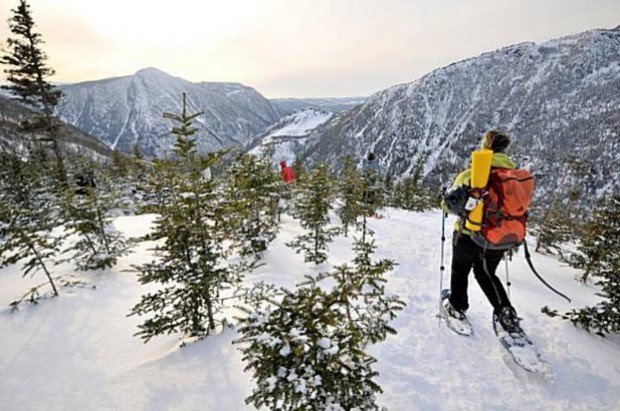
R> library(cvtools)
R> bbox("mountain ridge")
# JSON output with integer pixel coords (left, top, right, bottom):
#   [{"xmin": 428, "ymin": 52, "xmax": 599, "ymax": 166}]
[
  {"xmin": 55, "ymin": 67, "xmax": 369, "ymax": 158},
  {"xmin": 301, "ymin": 27, "xmax": 619, "ymax": 208},
  {"xmin": 56, "ymin": 68, "xmax": 281, "ymax": 157}
]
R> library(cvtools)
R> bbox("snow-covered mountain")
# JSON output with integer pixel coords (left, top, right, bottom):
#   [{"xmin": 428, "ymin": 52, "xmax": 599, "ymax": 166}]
[
  {"xmin": 0, "ymin": 95, "xmax": 113, "ymax": 160},
  {"xmin": 247, "ymin": 108, "xmax": 333, "ymax": 163},
  {"xmin": 303, "ymin": 28, "xmax": 620, "ymax": 205},
  {"xmin": 56, "ymin": 68, "xmax": 281, "ymax": 157},
  {"xmin": 271, "ymin": 97, "xmax": 366, "ymax": 117}
]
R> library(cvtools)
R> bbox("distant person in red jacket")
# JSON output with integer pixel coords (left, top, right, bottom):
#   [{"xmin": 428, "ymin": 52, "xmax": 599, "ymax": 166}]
[{"xmin": 280, "ymin": 161, "xmax": 295, "ymax": 184}]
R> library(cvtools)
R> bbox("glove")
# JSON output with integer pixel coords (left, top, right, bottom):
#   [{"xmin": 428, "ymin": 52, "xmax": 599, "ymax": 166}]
[{"xmin": 443, "ymin": 186, "xmax": 479, "ymax": 216}]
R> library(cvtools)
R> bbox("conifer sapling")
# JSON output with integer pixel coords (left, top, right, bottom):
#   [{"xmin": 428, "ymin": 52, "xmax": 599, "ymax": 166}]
[
  {"xmin": 130, "ymin": 94, "xmax": 250, "ymax": 342},
  {"xmin": 287, "ymin": 164, "xmax": 339, "ymax": 264},
  {"xmin": 236, "ymin": 223, "xmax": 404, "ymax": 410}
]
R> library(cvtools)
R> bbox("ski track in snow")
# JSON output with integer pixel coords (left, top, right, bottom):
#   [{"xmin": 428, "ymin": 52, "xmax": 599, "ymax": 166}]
[{"xmin": 0, "ymin": 210, "xmax": 618, "ymax": 410}]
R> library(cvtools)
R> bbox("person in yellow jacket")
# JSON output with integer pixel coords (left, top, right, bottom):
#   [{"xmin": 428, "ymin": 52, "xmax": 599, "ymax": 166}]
[{"xmin": 443, "ymin": 130, "xmax": 523, "ymax": 334}]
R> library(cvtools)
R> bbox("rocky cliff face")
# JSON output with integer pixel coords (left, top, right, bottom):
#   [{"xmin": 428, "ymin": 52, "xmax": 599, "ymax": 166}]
[
  {"xmin": 303, "ymin": 28, "xmax": 620, "ymax": 205},
  {"xmin": 56, "ymin": 68, "xmax": 281, "ymax": 157}
]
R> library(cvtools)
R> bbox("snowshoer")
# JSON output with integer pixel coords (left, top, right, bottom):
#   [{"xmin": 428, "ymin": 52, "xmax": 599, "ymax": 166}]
[
  {"xmin": 75, "ymin": 173, "xmax": 97, "ymax": 196},
  {"xmin": 362, "ymin": 152, "xmax": 382, "ymax": 217},
  {"xmin": 362, "ymin": 152, "xmax": 380, "ymax": 173},
  {"xmin": 442, "ymin": 131, "xmax": 523, "ymax": 335},
  {"xmin": 280, "ymin": 161, "xmax": 295, "ymax": 184}
]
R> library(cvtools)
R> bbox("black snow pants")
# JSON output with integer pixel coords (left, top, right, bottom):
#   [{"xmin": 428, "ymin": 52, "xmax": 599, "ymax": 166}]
[{"xmin": 449, "ymin": 231, "xmax": 512, "ymax": 313}]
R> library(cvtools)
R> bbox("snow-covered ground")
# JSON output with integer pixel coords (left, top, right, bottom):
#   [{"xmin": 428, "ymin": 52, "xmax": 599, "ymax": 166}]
[{"xmin": 1, "ymin": 209, "xmax": 618, "ymax": 410}]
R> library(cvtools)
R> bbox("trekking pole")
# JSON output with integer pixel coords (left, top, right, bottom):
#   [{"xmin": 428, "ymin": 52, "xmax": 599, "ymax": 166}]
[
  {"xmin": 504, "ymin": 251, "xmax": 512, "ymax": 300},
  {"xmin": 437, "ymin": 182, "xmax": 447, "ymax": 326},
  {"xmin": 439, "ymin": 212, "xmax": 446, "ymax": 286},
  {"xmin": 439, "ymin": 209, "xmax": 447, "ymax": 325}
]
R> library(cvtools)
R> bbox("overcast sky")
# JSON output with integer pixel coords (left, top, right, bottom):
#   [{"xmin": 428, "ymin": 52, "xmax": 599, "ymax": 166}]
[{"xmin": 0, "ymin": 0, "xmax": 618, "ymax": 97}]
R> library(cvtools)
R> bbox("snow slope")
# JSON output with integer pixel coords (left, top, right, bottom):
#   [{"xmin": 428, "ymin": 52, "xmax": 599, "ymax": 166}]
[
  {"xmin": 0, "ymin": 210, "xmax": 618, "ymax": 410},
  {"xmin": 271, "ymin": 97, "xmax": 366, "ymax": 117},
  {"xmin": 247, "ymin": 108, "xmax": 333, "ymax": 163}
]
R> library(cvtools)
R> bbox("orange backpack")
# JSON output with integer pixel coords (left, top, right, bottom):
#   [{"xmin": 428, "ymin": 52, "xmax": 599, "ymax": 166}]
[{"xmin": 470, "ymin": 168, "xmax": 535, "ymax": 250}]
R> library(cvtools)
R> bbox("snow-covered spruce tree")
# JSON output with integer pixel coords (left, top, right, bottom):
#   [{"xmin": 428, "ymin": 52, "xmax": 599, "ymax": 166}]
[
  {"xmin": 236, "ymin": 227, "xmax": 404, "ymax": 410},
  {"xmin": 382, "ymin": 173, "xmax": 395, "ymax": 208},
  {"xmin": 533, "ymin": 156, "xmax": 585, "ymax": 257},
  {"xmin": 130, "ymin": 93, "xmax": 247, "ymax": 342},
  {"xmin": 392, "ymin": 178, "xmax": 433, "ymax": 212},
  {"xmin": 291, "ymin": 158, "xmax": 306, "ymax": 183},
  {"xmin": 0, "ymin": 151, "xmax": 64, "ymax": 298},
  {"xmin": 0, "ymin": 0, "xmax": 67, "ymax": 184},
  {"xmin": 287, "ymin": 164, "xmax": 339, "ymax": 264},
  {"xmin": 543, "ymin": 196, "xmax": 620, "ymax": 336},
  {"xmin": 533, "ymin": 211, "xmax": 574, "ymax": 257},
  {"xmin": 338, "ymin": 155, "xmax": 364, "ymax": 237},
  {"xmin": 0, "ymin": 152, "xmax": 15, "ymax": 239},
  {"xmin": 225, "ymin": 153, "xmax": 281, "ymax": 259},
  {"xmin": 94, "ymin": 147, "xmax": 143, "ymax": 215},
  {"xmin": 62, "ymin": 163, "xmax": 129, "ymax": 271},
  {"xmin": 391, "ymin": 157, "xmax": 433, "ymax": 212},
  {"xmin": 568, "ymin": 199, "xmax": 608, "ymax": 284},
  {"xmin": 130, "ymin": 144, "xmax": 151, "ymax": 176},
  {"xmin": 110, "ymin": 149, "xmax": 129, "ymax": 178}
]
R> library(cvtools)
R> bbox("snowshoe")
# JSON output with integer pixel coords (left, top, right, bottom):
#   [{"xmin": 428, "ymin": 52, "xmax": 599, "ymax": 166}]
[
  {"xmin": 439, "ymin": 289, "xmax": 473, "ymax": 336},
  {"xmin": 492, "ymin": 307, "xmax": 548, "ymax": 374}
]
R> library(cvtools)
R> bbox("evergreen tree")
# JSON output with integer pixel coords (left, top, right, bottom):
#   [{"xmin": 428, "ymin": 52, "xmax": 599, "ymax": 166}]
[
  {"xmin": 225, "ymin": 153, "xmax": 281, "ymax": 259},
  {"xmin": 1, "ymin": 0, "xmax": 67, "ymax": 184},
  {"xmin": 338, "ymin": 155, "xmax": 364, "ymax": 237},
  {"xmin": 543, "ymin": 196, "xmax": 620, "ymax": 336},
  {"xmin": 132, "ymin": 144, "xmax": 144, "ymax": 161},
  {"xmin": 391, "ymin": 157, "xmax": 433, "ymax": 212},
  {"xmin": 287, "ymin": 164, "xmax": 338, "ymax": 264},
  {"xmin": 110, "ymin": 149, "xmax": 129, "ymax": 178},
  {"xmin": 236, "ymin": 226, "xmax": 404, "ymax": 410},
  {"xmin": 392, "ymin": 178, "xmax": 433, "ymax": 212},
  {"xmin": 130, "ymin": 94, "xmax": 248, "ymax": 342},
  {"xmin": 533, "ymin": 211, "xmax": 573, "ymax": 257},
  {"xmin": 291, "ymin": 158, "xmax": 306, "ymax": 183},
  {"xmin": 0, "ymin": 152, "xmax": 14, "ymax": 240},
  {"xmin": 0, "ymin": 152, "xmax": 63, "ymax": 298},
  {"xmin": 383, "ymin": 172, "xmax": 395, "ymax": 207},
  {"xmin": 130, "ymin": 143, "xmax": 152, "ymax": 177},
  {"xmin": 62, "ymin": 165, "xmax": 129, "ymax": 271},
  {"xmin": 534, "ymin": 156, "xmax": 584, "ymax": 257},
  {"xmin": 104, "ymin": 150, "xmax": 145, "ymax": 214},
  {"xmin": 568, "ymin": 199, "xmax": 608, "ymax": 284}
]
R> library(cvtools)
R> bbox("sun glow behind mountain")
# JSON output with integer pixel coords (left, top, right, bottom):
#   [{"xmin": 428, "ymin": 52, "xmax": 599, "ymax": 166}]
[{"xmin": 0, "ymin": 0, "xmax": 618, "ymax": 97}]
